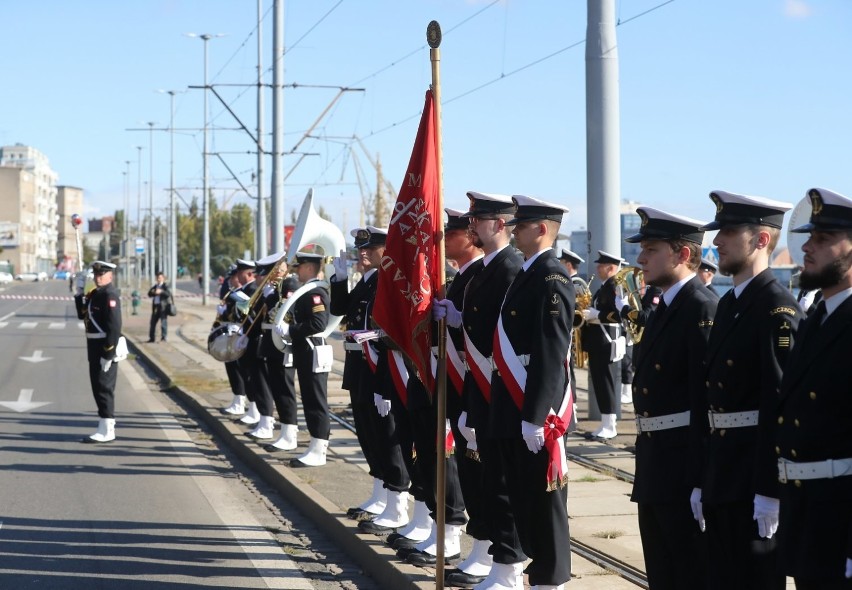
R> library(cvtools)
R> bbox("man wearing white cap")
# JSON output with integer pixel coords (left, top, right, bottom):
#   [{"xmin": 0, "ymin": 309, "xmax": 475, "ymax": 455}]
[
  {"xmin": 695, "ymin": 190, "xmax": 802, "ymax": 590},
  {"xmin": 490, "ymin": 195, "xmax": 574, "ymax": 589},
  {"xmin": 74, "ymin": 261, "xmax": 123, "ymax": 443},
  {"xmin": 581, "ymin": 250, "xmax": 625, "ymax": 440},
  {"xmin": 776, "ymin": 188, "xmax": 852, "ymax": 589},
  {"xmin": 624, "ymin": 207, "xmax": 717, "ymax": 589}
]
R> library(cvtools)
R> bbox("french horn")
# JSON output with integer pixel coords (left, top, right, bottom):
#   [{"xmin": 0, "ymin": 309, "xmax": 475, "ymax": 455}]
[{"xmin": 271, "ymin": 189, "xmax": 346, "ymax": 351}]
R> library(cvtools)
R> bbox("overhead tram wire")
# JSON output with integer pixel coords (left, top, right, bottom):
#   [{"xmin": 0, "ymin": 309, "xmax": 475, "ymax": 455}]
[{"xmin": 359, "ymin": 0, "xmax": 677, "ymax": 141}]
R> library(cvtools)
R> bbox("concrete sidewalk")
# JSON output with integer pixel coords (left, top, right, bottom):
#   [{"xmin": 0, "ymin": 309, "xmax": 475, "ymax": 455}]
[{"xmin": 122, "ymin": 290, "xmax": 645, "ymax": 589}]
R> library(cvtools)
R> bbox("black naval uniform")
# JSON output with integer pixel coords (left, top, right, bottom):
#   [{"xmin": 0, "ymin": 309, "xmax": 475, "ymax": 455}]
[
  {"xmin": 582, "ymin": 276, "xmax": 621, "ymax": 415},
  {"xmin": 288, "ymin": 278, "xmax": 331, "ymax": 440},
  {"xmin": 235, "ymin": 279, "xmax": 268, "ymax": 416},
  {"xmin": 330, "ymin": 270, "xmax": 387, "ymax": 487},
  {"xmin": 699, "ymin": 268, "xmax": 802, "ymax": 590},
  {"xmin": 490, "ymin": 249, "xmax": 574, "ymax": 586},
  {"xmin": 461, "ymin": 245, "xmax": 524, "ymax": 566},
  {"xmin": 259, "ymin": 276, "xmax": 299, "ymax": 428},
  {"xmin": 75, "ymin": 283, "xmax": 122, "ymax": 418},
  {"xmin": 631, "ymin": 276, "xmax": 716, "ymax": 590},
  {"xmin": 777, "ymin": 292, "xmax": 852, "ymax": 588}
]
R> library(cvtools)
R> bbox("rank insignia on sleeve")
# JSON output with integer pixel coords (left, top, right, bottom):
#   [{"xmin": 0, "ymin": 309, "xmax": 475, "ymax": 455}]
[
  {"xmin": 777, "ymin": 336, "xmax": 791, "ymax": 348},
  {"xmin": 312, "ymin": 304, "xmax": 326, "ymax": 313}
]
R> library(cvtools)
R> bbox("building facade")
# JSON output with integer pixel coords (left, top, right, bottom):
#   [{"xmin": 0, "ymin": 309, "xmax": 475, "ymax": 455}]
[
  {"xmin": 0, "ymin": 144, "xmax": 59, "ymax": 274},
  {"xmin": 56, "ymin": 185, "xmax": 85, "ymax": 271}
]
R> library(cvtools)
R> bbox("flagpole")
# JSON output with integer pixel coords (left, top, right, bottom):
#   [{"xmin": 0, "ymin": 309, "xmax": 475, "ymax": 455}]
[{"xmin": 427, "ymin": 20, "xmax": 447, "ymax": 590}]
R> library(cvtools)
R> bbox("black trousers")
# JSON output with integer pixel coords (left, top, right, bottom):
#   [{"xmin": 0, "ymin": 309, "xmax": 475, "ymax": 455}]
[
  {"xmin": 498, "ymin": 437, "xmax": 571, "ymax": 586},
  {"xmin": 293, "ymin": 342, "xmax": 330, "ymax": 439},
  {"xmin": 369, "ymin": 374, "xmax": 414, "ymax": 493},
  {"xmin": 638, "ymin": 501, "xmax": 708, "ymax": 590},
  {"xmin": 587, "ymin": 345, "xmax": 618, "ymax": 414},
  {"xmin": 449, "ymin": 417, "xmax": 489, "ymax": 540},
  {"xmin": 237, "ymin": 346, "xmax": 275, "ymax": 417},
  {"xmin": 225, "ymin": 360, "xmax": 246, "ymax": 397},
  {"xmin": 479, "ymin": 437, "xmax": 525, "ymax": 565},
  {"xmin": 408, "ymin": 403, "xmax": 467, "ymax": 525},
  {"xmin": 149, "ymin": 307, "xmax": 167, "ymax": 340},
  {"xmin": 262, "ymin": 346, "xmax": 297, "ymax": 425},
  {"xmin": 87, "ymin": 342, "xmax": 117, "ymax": 418},
  {"xmin": 704, "ymin": 501, "xmax": 785, "ymax": 590},
  {"xmin": 794, "ymin": 578, "xmax": 852, "ymax": 590}
]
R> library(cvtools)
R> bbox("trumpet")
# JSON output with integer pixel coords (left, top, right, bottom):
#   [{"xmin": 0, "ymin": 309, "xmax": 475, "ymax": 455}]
[
  {"xmin": 614, "ymin": 266, "xmax": 645, "ymax": 344},
  {"xmin": 571, "ymin": 276, "xmax": 592, "ymax": 369}
]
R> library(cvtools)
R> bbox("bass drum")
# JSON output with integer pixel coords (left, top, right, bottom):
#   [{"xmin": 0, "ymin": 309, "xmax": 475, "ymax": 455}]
[{"xmin": 207, "ymin": 322, "xmax": 247, "ymax": 362}]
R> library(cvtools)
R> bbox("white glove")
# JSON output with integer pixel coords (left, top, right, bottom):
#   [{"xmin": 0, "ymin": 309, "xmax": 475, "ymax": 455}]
[
  {"xmin": 374, "ymin": 393, "xmax": 391, "ymax": 418},
  {"xmin": 274, "ymin": 322, "xmax": 289, "ymax": 338},
  {"xmin": 75, "ymin": 272, "xmax": 86, "ymax": 294},
  {"xmin": 263, "ymin": 284, "xmax": 275, "ymax": 297},
  {"xmin": 432, "ymin": 299, "xmax": 462, "ymax": 328},
  {"xmin": 216, "ymin": 303, "xmax": 227, "ymax": 316},
  {"xmin": 458, "ymin": 411, "xmax": 477, "ymax": 451},
  {"xmin": 753, "ymin": 494, "xmax": 780, "ymax": 539},
  {"xmin": 235, "ymin": 334, "xmax": 248, "ymax": 351},
  {"xmin": 331, "ymin": 250, "xmax": 348, "ymax": 282},
  {"xmin": 614, "ymin": 295, "xmax": 626, "ymax": 311},
  {"xmin": 845, "ymin": 558, "xmax": 851, "ymax": 578},
  {"xmin": 521, "ymin": 420, "xmax": 545, "ymax": 454},
  {"xmin": 690, "ymin": 488, "xmax": 706, "ymax": 532},
  {"xmin": 100, "ymin": 357, "xmax": 113, "ymax": 373},
  {"xmin": 582, "ymin": 308, "xmax": 600, "ymax": 322}
]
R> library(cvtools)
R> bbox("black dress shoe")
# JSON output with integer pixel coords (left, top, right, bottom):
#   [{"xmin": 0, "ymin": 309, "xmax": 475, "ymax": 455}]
[
  {"xmin": 358, "ymin": 519, "xmax": 396, "ymax": 534},
  {"xmin": 346, "ymin": 506, "xmax": 365, "ymax": 519},
  {"xmin": 385, "ymin": 531, "xmax": 404, "ymax": 546},
  {"xmin": 146, "ymin": 339, "xmax": 155, "ymax": 343},
  {"xmin": 445, "ymin": 570, "xmax": 487, "ymax": 588},
  {"xmin": 406, "ymin": 548, "xmax": 460, "ymax": 566},
  {"xmin": 81, "ymin": 436, "xmax": 112, "ymax": 444},
  {"xmin": 289, "ymin": 457, "xmax": 311, "ymax": 468},
  {"xmin": 395, "ymin": 545, "xmax": 418, "ymax": 560},
  {"xmin": 391, "ymin": 535, "xmax": 422, "ymax": 550}
]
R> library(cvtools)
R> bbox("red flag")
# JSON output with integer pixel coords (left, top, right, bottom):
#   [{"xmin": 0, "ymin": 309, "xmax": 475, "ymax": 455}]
[{"xmin": 373, "ymin": 90, "xmax": 442, "ymax": 393}]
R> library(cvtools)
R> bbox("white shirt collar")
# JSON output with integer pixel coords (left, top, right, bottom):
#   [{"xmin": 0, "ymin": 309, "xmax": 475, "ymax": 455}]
[
  {"xmin": 458, "ymin": 255, "xmax": 484, "ymax": 274},
  {"xmin": 823, "ymin": 287, "xmax": 852, "ymax": 319},
  {"xmin": 482, "ymin": 244, "xmax": 509, "ymax": 267},
  {"xmin": 521, "ymin": 248, "xmax": 550, "ymax": 271},
  {"xmin": 663, "ymin": 273, "xmax": 696, "ymax": 306},
  {"xmin": 733, "ymin": 275, "xmax": 756, "ymax": 298},
  {"xmin": 362, "ymin": 268, "xmax": 377, "ymax": 282}
]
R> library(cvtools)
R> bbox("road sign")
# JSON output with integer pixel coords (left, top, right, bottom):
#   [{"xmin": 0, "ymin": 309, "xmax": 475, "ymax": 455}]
[{"xmin": 136, "ymin": 237, "xmax": 145, "ymax": 254}]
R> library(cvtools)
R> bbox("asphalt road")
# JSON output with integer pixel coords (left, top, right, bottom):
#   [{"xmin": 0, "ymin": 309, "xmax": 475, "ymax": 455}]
[{"xmin": 0, "ymin": 279, "xmax": 376, "ymax": 589}]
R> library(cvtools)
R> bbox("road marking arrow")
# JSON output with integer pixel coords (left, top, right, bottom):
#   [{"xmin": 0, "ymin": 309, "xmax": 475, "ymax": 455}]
[
  {"xmin": 0, "ymin": 389, "xmax": 51, "ymax": 412},
  {"xmin": 19, "ymin": 350, "xmax": 52, "ymax": 363}
]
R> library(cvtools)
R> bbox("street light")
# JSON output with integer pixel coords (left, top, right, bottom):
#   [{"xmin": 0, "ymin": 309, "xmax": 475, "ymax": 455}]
[
  {"xmin": 186, "ymin": 32, "xmax": 225, "ymax": 305},
  {"xmin": 157, "ymin": 90, "xmax": 181, "ymax": 289},
  {"xmin": 136, "ymin": 145, "xmax": 143, "ymax": 290},
  {"xmin": 147, "ymin": 121, "xmax": 156, "ymax": 285}
]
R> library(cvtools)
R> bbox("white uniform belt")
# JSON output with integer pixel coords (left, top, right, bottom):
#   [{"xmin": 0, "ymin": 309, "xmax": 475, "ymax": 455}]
[
  {"xmin": 635, "ymin": 411, "xmax": 690, "ymax": 434},
  {"xmin": 261, "ymin": 322, "xmax": 274, "ymax": 330},
  {"xmin": 86, "ymin": 333, "xmax": 107, "ymax": 339},
  {"xmin": 778, "ymin": 457, "xmax": 852, "ymax": 484},
  {"xmin": 344, "ymin": 342, "xmax": 363, "ymax": 351},
  {"xmin": 707, "ymin": 410, "xmax": 758, "ymax": 429}
]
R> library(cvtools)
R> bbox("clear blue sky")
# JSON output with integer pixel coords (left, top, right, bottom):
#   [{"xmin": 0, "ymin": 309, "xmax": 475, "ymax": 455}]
[{"xmin": 1, "ymin": 0, "xmax": 849, "ymax": 252}]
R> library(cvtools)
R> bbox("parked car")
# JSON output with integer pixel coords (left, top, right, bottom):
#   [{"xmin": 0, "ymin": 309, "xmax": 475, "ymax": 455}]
[
  {"xmin": 53, "ymin": 270, "xmax": 71, "ymax": 280},
  {"xmin": 15, "ymin": 271, "xmax": 48, "ymax": 282},
  {"xmin": 0, "ymin": 271, "xmax": 13, "ymax": 284}
]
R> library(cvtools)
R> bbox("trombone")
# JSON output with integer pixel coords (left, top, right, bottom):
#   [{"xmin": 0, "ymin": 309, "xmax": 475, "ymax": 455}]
[{"xmin": 571, "ymin": 276, "xmax": 592, "ymax": 369}]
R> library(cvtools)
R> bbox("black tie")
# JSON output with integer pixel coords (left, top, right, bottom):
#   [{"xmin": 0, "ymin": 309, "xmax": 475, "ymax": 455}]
[{"xmin": 799, "ymin": 300, "xmax": 827, "ymax": 350}]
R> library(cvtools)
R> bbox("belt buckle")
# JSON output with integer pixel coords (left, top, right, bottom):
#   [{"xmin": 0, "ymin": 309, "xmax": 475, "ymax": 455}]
[
  {"xmin": 634, "ymin": 417, "xmax": 644, "ymax": 434},
  {"xmin": 778, "ymin": 460, "xmax": 789, "ymax": 484}
]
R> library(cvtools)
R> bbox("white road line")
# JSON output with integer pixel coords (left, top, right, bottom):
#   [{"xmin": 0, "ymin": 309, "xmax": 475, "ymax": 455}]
[
  {"xmin": 120, "ymin": 364, "xmax": 313, "ymax": 589},
  {"xmin": 77, "ymin": 322, "xmax": 85, "ymax": 329},
  {"xmin": 0, "ymin": 322, "xmax": 7, "ymax": 329},
  {"xmin": 19, "ymin": 322, "xmax": 37, "ymax": 329},
  {"xmin": 48, "ymin": 322, "xmax": 66, "ymax": 329}
]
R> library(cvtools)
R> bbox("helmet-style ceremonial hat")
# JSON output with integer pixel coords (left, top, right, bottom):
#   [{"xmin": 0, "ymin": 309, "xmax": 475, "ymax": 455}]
[
  {"xmin": 701, "ymin": 190, "xmax": 792, "ymax": 231},
  {"xmin": 351, "ymin": 226, "xmax": 388, "ymax": 248},
  {"xmin": 91, "ymin": 260, "xmax": 116, "ymax": 274},
  {"xmin": 558, "ymin": 249, "xmax": 584, "ymax": 266},
  {"xmin": 699, "ymin": 258, "xmax": 718, "ymax": 273},
  {"xmin": 460, "ymin": 191, "xmax": 515, "ymax": 219},
  {"xmin": 505, "ymin": 194, "xmax": 569, "ymax": 225},
  {"xmin": 445, "ymin": 208, "xmax": 469, "ymax": 231},
  {"xmin": 790, "ymin": 188, "xmax": 852, "ymax": 233},
  {"xmin": 594, "ymin": 250, "xmax": 624, "ymax": 266},
  {"xmin": 625, "ymin": 206, "xmax": 706, "ymax": 245},
  {"xmin": 234, "ymin": 258, "xmax": 256, "ymax": 271}
]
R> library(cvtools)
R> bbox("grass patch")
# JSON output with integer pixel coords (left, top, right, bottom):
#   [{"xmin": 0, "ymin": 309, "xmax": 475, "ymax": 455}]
[
  {"xmin": 574, "ymin": 474, "xmax": 605, "ymax": 483},
  {"xmin": 172, "ymin": 375, "xmax": 228, "ymax": 394}
]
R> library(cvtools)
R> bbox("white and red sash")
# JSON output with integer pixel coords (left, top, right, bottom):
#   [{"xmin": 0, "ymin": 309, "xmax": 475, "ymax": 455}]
[
  {"xmin": 493, "ymin": 315, "xmax": 573, "ymax": 491},
  {"xmin": 362, "ymin": 341, "xmax": 379, "ymax": 373},
  {"xmin": 464, "ymin": 329, "xmax": 492, "ymax": 401},
  {"xmin": 446, "ymin": 327, "xmax": 466, "ymax": 394},
  {"xmin": 388, "ymin": 350, "xmax": 409, "ymax": 407}
]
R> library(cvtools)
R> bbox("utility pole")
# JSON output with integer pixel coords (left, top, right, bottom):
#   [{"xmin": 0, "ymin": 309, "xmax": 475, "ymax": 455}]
[
  {"xmin": 256, "ymin": 0, "xmax": 267, "ymax": 258},
  {"xmin": 147, "ymin": 121, "xmax": 156, "ymax": 283},
  {"xmin": 270, "ymin": 0, "xmax": 285, "ymax": 253}
]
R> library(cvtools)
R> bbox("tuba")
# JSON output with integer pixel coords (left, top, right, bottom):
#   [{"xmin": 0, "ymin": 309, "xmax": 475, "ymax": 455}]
[
  {"xmin": 614, "ymin": 266, "xmax": 645, "ymax": 344},
  {"xmin": 571, "ymin": 276, "xmax": 592, "ymax": 369},
  {"xmin": 271, "ymin": 189, "xmax": 346, "ymax": 351}
]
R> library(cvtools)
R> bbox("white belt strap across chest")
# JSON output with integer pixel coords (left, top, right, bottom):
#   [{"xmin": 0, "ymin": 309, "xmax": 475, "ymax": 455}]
[
  {"xmin": 778, "ymin": 457, "xmax": 852, "ymax": 483},
  {"xmin": 635, "ymin": 410, "xmax": 690, "ymax": 434},
  {"xmin": 707, "ymin": 410, "xmax": 758, "ymax": 429}
]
